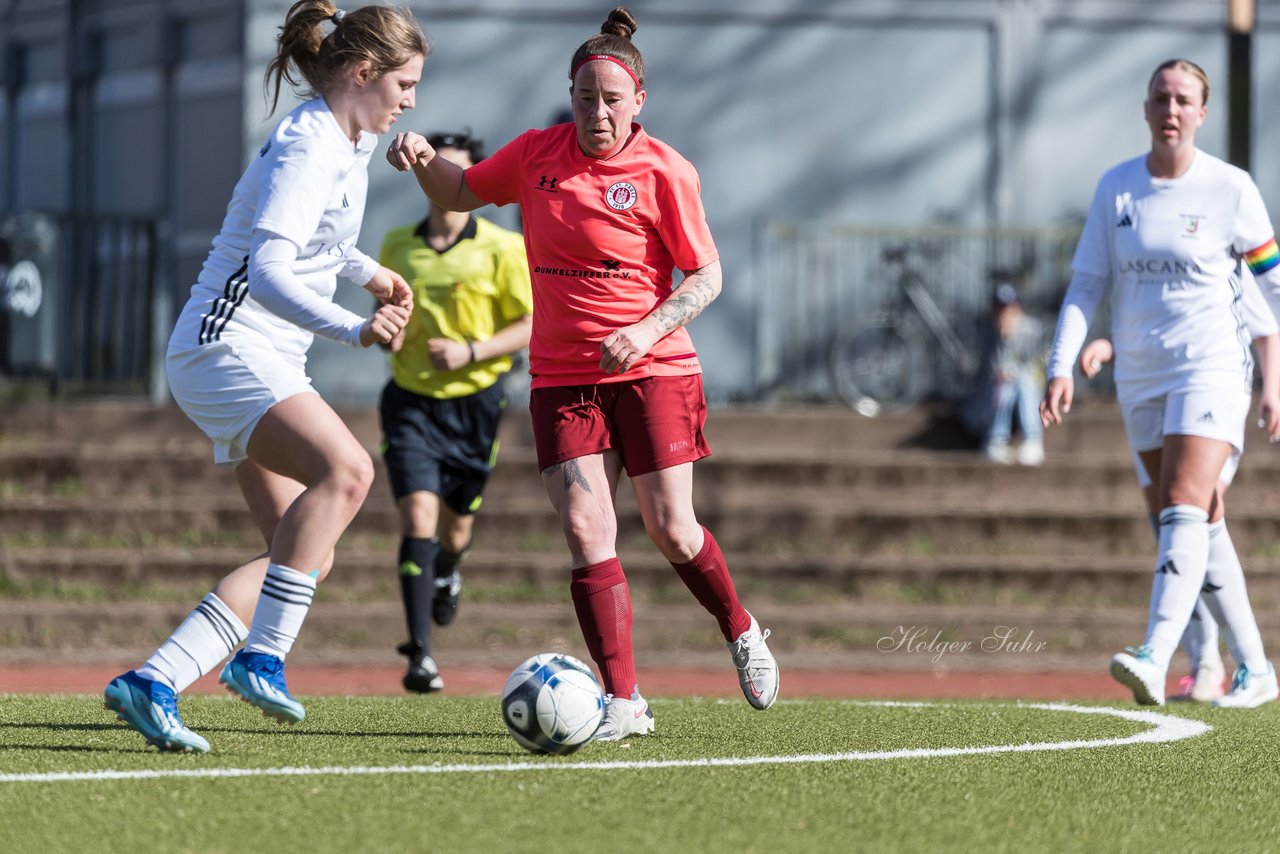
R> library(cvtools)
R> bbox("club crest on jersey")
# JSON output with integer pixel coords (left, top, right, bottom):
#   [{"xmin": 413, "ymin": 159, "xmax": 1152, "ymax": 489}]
[
  {"xmin": 605, "ymin": 181, "xmax": 638, "ymax": 211},
  {"xmin": 1180, "ymin": 214, "xmax": 1203, "ymax": 236}
]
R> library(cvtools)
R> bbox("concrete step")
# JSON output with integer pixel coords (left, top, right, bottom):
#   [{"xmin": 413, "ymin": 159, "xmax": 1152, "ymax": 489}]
[
  {"xmin": 0, "ymin": 398, "xmax": 1131, "ymax": 456},
  {"xmin": 14, "ymin": 492, "xmax": 1280, "ymax": 557},
  {"xmin": 8, "ymin": 546, "xmax": 1280, "ymax": 610},
  {"xmin": 11, "ymin": 437, "xmax": 1280, "ymax": 509},
  {"xmin": 0, "ymin": 445, "xmax": 1168, "ymax": 503},
  {"xmin": 2, "ymin": 492, "xmax": 1187, "ymax": 554},
  {"xmin": 7, "ymin": 397, "xmax": 1264, "ymax": 675}
]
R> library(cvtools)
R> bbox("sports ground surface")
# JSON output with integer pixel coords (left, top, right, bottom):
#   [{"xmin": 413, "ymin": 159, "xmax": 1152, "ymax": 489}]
[{"xmin": 2, "ymin": 690, "xmax": 1277, "ymax": 853}]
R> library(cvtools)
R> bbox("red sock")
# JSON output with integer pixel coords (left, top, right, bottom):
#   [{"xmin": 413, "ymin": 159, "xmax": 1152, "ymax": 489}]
[
  {"xmin": 672, "ymin": 527, "xmax": 751, "ymax": 641},
  {"xmin": 569, "ymin": 558, "xmax": 636, "ymax": 697}
]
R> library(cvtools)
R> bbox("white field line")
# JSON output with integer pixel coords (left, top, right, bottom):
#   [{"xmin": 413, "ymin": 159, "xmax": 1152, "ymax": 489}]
[{"xmin": 0, "ymin": 702, "xmax": 1210, "ymax": 784}]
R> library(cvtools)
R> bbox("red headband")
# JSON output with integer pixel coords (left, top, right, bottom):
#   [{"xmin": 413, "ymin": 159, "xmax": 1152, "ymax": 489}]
[{"xmin": 570, "ymin": 54, "xmax": 640, "ymax": 87}]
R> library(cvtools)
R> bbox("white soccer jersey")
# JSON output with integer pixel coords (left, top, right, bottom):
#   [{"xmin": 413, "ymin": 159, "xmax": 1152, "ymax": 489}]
[
  {"xmin": 1048, "ymin": 150, "xmax": 1277, "ymax": 402},
  {"xmin": 168, "ymin": 98, "xmax": 378, "ymax": 360}
]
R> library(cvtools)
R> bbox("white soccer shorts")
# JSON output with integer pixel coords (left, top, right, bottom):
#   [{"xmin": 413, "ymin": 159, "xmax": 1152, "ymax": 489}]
[
  {"xmin": 1122, "ymin": 385, "xmax": 1250, "ymax": 487},
  {"xmin": 166, "ymin": 340, "xmax": 316, "ymax": 465}
]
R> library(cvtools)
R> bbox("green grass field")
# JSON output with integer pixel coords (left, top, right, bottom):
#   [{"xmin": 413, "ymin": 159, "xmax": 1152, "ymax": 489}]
[{"xmin": 2, "ymin": 694, "xmax": 1278, "ymax": 853}]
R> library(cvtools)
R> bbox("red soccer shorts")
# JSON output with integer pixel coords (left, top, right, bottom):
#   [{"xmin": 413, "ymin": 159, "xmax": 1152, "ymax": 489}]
[{"xmin": 529, "ymin": 375, "xmax": 711, "ymax": 475}]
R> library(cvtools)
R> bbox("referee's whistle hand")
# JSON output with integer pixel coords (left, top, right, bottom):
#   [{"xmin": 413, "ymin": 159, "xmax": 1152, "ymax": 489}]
[{"xmin": 427, "ymin": 338, "xmax": 470, "ymax": 371}]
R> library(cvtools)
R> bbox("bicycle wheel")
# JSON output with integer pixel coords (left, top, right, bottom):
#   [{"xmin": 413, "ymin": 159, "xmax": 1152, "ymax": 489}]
[{"xmin": 829, "ymin": 316, "xmax": 926, "ymax": 415}]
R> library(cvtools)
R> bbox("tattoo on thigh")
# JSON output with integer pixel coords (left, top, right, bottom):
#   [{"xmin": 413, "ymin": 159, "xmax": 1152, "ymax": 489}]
[{"xmin": 545, "ymin": 459, "xmax": 593, "ymax": 494}]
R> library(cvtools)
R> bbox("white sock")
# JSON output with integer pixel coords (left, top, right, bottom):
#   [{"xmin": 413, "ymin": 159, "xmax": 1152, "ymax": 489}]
[
  {"xmin": 1179, "ymin": 598, "xmax": 1221, "ymax": 671},
  {"xmin": 244, "ymin": 562, "xmax": 317, "ymax": 659},
  {"xmin": 1145, "ymin": 505, "xmax": 1210, "ymax": 671},
  {"xmin": 1200, "ymin": 520, "xmax": 1268, "ymax": 672},
  {"xmin": 136, "ymin": 593, "xmax": 247, "ymax": 692}
]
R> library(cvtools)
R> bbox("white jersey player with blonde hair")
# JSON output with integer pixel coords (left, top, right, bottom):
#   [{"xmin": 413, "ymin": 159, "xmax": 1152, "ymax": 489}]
[
  {"xmin": 1076, "ymin": 265, "xmax": 1280, "ymax": 703},
  {"xmin": 1042, "ymin": 57, "xmax": 1280, "ymax": 709},
  {"xmin": 102, "ymin": 0, "xmax": 427, "ymax": 753}
]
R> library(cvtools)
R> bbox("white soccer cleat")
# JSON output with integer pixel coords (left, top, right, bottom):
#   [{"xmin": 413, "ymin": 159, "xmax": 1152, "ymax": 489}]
[
  {"xmin": 1110, "ymin": 645, "xmax": 1165, "ymax": 706},
  {"xmin": 728, "ymin": 613, "xmax": 780, "ymax": 710},
  {"xmin": 594, "ymin": 694, "xmax": 655, "ymax": 741},
  {"xmin": 1212, "ymin": 662, "xmax": 1280, "ymax": 709}
]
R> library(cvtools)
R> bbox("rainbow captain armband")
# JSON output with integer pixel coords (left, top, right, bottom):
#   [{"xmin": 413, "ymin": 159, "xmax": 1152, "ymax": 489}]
[{"xmin": 1244, "ymin": 238, "xmax": 1280, "ymax": 275}]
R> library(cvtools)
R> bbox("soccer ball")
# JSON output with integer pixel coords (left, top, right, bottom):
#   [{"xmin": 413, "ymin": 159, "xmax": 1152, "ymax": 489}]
[{"xmin": 501, "ymin": 653, "xmax": 605, "ymax": 755}]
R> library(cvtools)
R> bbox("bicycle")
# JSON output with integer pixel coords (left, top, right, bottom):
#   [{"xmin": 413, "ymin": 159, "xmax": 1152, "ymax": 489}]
[{"xmin": 829, "ymin": 245, "xmax": 976, "ymax": 416}]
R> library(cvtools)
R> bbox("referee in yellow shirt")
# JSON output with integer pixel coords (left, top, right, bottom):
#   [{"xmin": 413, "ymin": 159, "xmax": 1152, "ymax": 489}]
[{"xmin": 377, "ymin": 131, "xmax": 533, "ymax": 693}]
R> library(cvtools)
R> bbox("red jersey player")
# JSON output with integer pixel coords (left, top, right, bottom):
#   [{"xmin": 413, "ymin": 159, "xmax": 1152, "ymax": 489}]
[{"xmin": 387, "ymin": 6, "xmax": 779, "ymax": 740}]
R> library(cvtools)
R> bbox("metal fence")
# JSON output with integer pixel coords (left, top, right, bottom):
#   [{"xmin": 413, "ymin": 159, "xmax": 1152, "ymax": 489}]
[
  {"xmin": 62, "ymin": 215, "xmax": 158, "ymax": 393},
  {"xmin": 1, "ymin": 212, "xmax": 158, "ymax": 395},
  {"xmin": 753, "ymin": 221, "xmax": 1105, "ymax": 405}
]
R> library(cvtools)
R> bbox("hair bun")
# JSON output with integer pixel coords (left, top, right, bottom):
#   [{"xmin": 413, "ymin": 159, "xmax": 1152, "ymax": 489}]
[{"xmin": 600, "ymin": 6, "xmax": 637, "ymax": 39}]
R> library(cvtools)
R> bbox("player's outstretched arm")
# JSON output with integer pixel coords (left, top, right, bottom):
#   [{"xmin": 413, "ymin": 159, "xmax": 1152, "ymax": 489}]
[{"xmin": 386, "ymin": 131, "xmax": 485, "ymax": 212}]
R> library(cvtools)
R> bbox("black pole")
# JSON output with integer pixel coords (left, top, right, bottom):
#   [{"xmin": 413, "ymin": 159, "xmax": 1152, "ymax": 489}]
[{"xmin": 1227, "ymin": 0, "xmax": 1254, "ymax": 171}]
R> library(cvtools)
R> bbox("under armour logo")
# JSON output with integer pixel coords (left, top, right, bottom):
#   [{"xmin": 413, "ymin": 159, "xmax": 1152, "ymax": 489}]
[
  {"xmin": 1157, "ymin": 559, "xmax": 1180, "ymax": 576},
  {"xmin": 538, "ymin": 175, "xmax": 559, "ymax": 191},
  {"xmin": 601, "ymin": 259, "xmax": 622, "ymax": 271},
  {"xmin": 1117, "ymin": 214, "xmax": 1133, "ymax": 228}
]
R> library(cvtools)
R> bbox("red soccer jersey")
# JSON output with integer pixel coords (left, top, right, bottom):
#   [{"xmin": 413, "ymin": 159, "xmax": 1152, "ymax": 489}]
[{"xmin": 463, "ymin": 123, "xmax": 719, "ymax": 387}]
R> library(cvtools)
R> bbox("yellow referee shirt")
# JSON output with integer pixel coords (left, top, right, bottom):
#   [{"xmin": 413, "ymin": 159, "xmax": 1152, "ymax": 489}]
[{"xmin": 379, "ymin": 216, "xmax": 532, "ymax": 399}]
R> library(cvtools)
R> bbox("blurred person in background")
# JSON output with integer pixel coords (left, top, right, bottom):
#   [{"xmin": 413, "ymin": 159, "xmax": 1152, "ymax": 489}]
[
  {"xmin": 963, "ymin": 282, "xmax": 1046, "ymax": 465},
  {"xmin": 387, "ymin": 6, "xmax": 779, "ymax": 740},
  {"xmin": 102, "ymin": 0, "xmax": 425, "ymax": 753},
  {"xmin": 376, "ymin": 130, "xmax": 532, "ymax": 694},
  {"xmin": 1041, "ymin": 58, "xmax": 1280, "ymax": 709}
]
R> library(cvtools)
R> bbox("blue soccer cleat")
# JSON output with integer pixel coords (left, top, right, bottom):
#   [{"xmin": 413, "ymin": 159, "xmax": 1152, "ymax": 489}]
[
  {"xmin": 103, "ymin": 670, "xmax": 210, "ymax": 753},
  {"xmin": 219, "ymin": 650, "xmax": 306, "ymax": 723}
]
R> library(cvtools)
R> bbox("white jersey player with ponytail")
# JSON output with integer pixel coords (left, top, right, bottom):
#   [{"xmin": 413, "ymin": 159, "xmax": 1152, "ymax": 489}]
[
  {"xmin": 102, "ymin": 0, "xmax": 427, "ymax": 753},
  {"xmin": 1042, "ymin": 57, "xmax": 1280, "ymax": 709}
]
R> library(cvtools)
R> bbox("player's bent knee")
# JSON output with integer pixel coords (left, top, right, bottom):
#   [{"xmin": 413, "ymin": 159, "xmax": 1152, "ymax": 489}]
[
  {"xmin": 643, "ymin": 517, "xmax": 703, "ymax": 561},
  {"xmin": 560, "ymin": 515, "xmax": 616, "ymax": 558},
  {"xmin": 330, "ymin": 450, "xmax": 376, "ymax": 508},
  {"xmin": 646, "ymin": 529, "xmax": 700, "ymax": 563}
]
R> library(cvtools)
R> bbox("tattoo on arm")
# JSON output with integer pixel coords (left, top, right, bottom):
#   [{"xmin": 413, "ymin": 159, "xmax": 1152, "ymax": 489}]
[
  {"xmin": 649, "ymin": 268, "xmax": 717, "ymax": 333},
  {"xmin": 543, "ymin": 459, "xmax": 593, "ymax": 494}
]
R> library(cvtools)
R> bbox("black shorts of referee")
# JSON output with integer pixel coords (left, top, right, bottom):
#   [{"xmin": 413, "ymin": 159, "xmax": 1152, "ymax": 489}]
[{"xmin": 378, "ymin": 378, "xmax": 507, "ymax": 514}]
